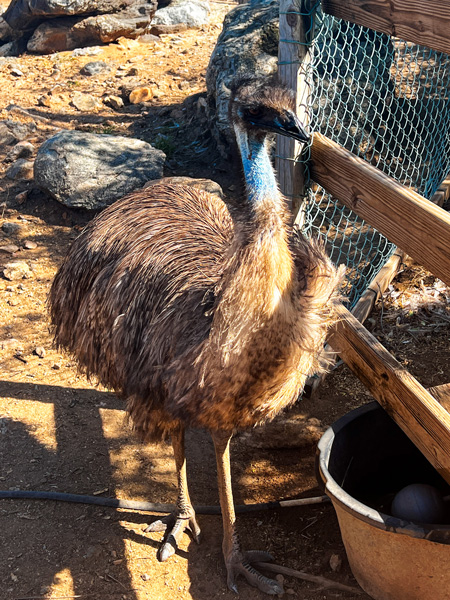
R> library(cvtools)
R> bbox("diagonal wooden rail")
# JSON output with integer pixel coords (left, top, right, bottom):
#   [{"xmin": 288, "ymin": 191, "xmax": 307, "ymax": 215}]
[
  {"xmin": 329, "ymin": 304, "xmax": 450, "ymax": 485},
  {"xmin": 309, "ymin": 132, "xmax": 450, "ymax": 287},
  {"xmin": 321, "ymin": 0, "xmax": 450, "ymax": 56},
  {"xmin": 306, "ymin": 133, "xmax": 450, "ymax": 484}
]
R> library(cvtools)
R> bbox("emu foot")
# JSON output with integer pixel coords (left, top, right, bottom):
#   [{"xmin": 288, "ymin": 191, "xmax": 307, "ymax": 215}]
[
  {"xmin": 226, "ymin": 550, "xmax": 284, "ymax": 596},
  {"xmin": 145, "ymin": 512, "xmax": 201, "ymax": 562}
]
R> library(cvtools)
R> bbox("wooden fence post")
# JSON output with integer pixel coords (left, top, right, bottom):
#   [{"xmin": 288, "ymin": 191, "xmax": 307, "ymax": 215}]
[{"xmin": 277, "ymin": 0, "xmax": 313, "ymax": 220}]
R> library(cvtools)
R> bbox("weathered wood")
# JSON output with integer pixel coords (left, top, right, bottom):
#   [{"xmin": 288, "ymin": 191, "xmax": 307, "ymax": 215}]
[
  {"xmin": 309, "ymin": 133, "xmax": 450, "ymax": 287},
  {"xmin": 429, "ymin": 383, "xmax": 450, "ymax": 413},
  {"xmin": 351, "ymin": 249, "xmax": 404, "ymax": 324},
  {"xmin": 276, "ymin": 0, "xmax": 313, "ymax": 217},
  {"xmin": 328, "ymin": 303, "xmax": 450, "ymax": 485},
  {"xmin": 321, "ymin": 0, "xmax": 450, "ymax": 56}
]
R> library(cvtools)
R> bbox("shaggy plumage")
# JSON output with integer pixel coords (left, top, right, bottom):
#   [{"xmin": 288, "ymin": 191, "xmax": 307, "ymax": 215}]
[{"xmin": 49, "ymin": 77, "xmax": 343, "ymax": 596}]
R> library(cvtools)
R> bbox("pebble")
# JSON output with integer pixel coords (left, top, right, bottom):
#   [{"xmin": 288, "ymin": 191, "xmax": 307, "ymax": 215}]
[
  {"xmin": 329, "ymin": 553, "xmax": 342, "ymax": 572},
  {"xmin": 80, "ymin": 61, "xmax": 110, "ymax": 76},
  {"xmin": 71, "ymin": 92, "xmax": 102, "ymax": 112},
  {"xmin": 34, "ymin": 346, "xmax": 46, "ymax": 358},
  {"xmin": 72, "ymin": 47, "xmax": 103, "ymax": 57},
  {"xmin": 6, "ymin": 159, "xmax": 34, "ymax": 181},
  {"xmin": 103, "ymin": 95, "xmax": 124, "ymax": 110},
  {"xmin": 2, "ymin": 222, "xmax": 21, "ymax": 235},
  {"xmin": 23, "ymin": 240, "xmax": 37, "ymax": 250},
  {"xmin": 15, "ymin": 191, "xmax": 28, "ymax": 205},
  {"xmin": 0, "ymin": 244, "xmax": 19, "ymax": 254},
  {"xmin": 2, "ymin": 261, "xmax": 33, "ymax": 281},
  {"xmin": 6, "ymin": 141, "xmax": 35, "ymax": 161},
  {"xmin": 129, "ymin": 87, "xmax": 153, "ymax": 104},
  {"xmin": 10, "ymin": 67, "xmax": 23, "ymax": 77},
  {"xmin": 0, "ymin": 338, "xmax": 23, "ymax": 351}
]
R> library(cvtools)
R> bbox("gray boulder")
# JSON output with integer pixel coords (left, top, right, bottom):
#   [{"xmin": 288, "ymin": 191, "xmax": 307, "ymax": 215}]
[
  {"xmin": 3, "ymin": 0, "xmax": 155, "ymax": 30},
  {"xmin": 34, "ymin": 130, "xmax": 166, "ymax": 210},
  {"xmin": 0, "ymin": 15, "xmax": 23, "ymax": 41},
  {"xmin": 27, "ymin": 3, "xmax": 155, "ymax": 53},
  {"xmin": 151, "ymin": 0, "xmax": 210, "ymax": 28},
  {"xmin": 206, "ymin": 0, "xmax": 278, "ymax": 155}
]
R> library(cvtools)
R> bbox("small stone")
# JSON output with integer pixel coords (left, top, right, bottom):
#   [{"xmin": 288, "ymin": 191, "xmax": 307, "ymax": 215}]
[
  {"xmin": 34, "ymin": 346, "xmax": 46, "ymax": 358},
  {"xmin": 0, "ymin": 244, "xmax": 19, "ymax": 254},
  {"xmin": 141, "ymin": 574, "xmax": 150, "ymax": 581},
  {"xmin": 15, "ymin": 191, "xmax": 28, "ymax": 205},
  {"xmin": 7, "ymin": 297, "xmax": 19, "ymax": 306},
  {"xmin": 80, "ymin": 61, "xmax": 110, "ymax": 76},
  {"xmin": 37, "ymin": 95, "xmax": 51, "ymax": 107},
  {"xmin": 23, "ymin": 240, "xmax": 37, "ymax": 250},
  {"xmin": 286, "ymin": 589, "xmax": 296, "ymax": 595},
  {"xmin": 6, "ymin": 141, "xmax": 35, "ymax": 161},
  {"xmin": 129, "ymin": 87, "xmax": 153, "ymax": 104},
  {"xmin": 103, "ymin": 95, "xmax": 124, "ymax": 110},
  {"xmin": 10, "ymin": 67, "xmax": 23, "ymax": 77},
  {"xmin": 2, "ymin": 261, "xmax": 33, "ymax": 281},
  {"xmin": 0, "ymin": 338, "xmax": 23, "ymax": 351},
  {"xmin": 51, "ymin": 362, "xmax": 61, "ymax": 370},
  {"xmin": 329, "ymin": 553, "xmax": 342, "ymax": 572},
  {"xmin": 6, "ymin": 159, "xmax": 34, "ymax": 181},
  {"xmin": 2, "ymin": 222, "xmax": 21, "ymax": 235},
  {"xmin": 126, "ymin": 67, "xmax": 139, "ymax": 76},
  {"xmin": 71, "ymin": 92, "xmax": 101, "ymax": 112}
]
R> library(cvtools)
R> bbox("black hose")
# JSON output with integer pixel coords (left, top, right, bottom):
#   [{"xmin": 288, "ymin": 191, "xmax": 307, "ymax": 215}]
[{"xmin": 0, "ymin": 490, "xmax": 329, "ymax": 514}]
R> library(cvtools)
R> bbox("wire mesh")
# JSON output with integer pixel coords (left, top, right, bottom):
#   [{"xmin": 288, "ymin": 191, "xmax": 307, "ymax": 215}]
[{"xmin": 291, "ymin": 4, "xmax": 450, "ymax": 308}]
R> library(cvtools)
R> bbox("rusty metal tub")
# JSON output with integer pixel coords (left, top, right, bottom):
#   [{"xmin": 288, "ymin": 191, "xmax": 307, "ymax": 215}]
[{"xmin": 317, "ymin": 401, "xmax": 450, "ymax": 600}]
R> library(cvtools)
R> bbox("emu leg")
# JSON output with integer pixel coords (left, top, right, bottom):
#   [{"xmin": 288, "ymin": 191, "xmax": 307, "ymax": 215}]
[
  {"xmin": 146, "ymin": 426, "xmax": 201, "ymax": 561},
  {"xmin": 211, "ymin": 430, "xmax": 283, "ymax": 596}
]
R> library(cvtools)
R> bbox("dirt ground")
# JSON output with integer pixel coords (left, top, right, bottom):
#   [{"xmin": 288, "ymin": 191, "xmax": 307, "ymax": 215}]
[{"xmin": 1, "ymin": 2, "xmax": 450, "ymax": 599}]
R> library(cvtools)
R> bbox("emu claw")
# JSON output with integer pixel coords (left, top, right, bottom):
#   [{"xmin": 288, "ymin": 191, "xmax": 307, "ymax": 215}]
[
  {"xmin": 227, "ymin": 550, "xmax": 284, "ymax": 596},
  {"xmin": 145, "ymin": 513, "xmax": 201, "ymax": 562}
]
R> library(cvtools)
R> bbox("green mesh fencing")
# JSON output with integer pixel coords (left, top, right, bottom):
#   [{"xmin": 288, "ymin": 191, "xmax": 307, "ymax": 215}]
[{"xmin": 285, "ymin": 3, "xmax": 450, "ymax": 308}]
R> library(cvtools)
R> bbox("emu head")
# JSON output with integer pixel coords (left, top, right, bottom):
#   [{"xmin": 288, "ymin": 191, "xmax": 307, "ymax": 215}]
[{"xmin": 228, "ymin": 77, "xmax": 310, "ymax": 143}]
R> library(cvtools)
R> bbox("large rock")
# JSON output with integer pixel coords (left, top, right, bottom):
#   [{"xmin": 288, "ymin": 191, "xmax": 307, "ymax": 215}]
[
  {"xmin": 151, "ymin": 0, "xmax": 210, "ymax": 28},
  {"xmin": 0, "ymin": 15, "xmax": 24, "ymax": 41},
  {"xmin": 3, "ymin": 0, "xmax": 155, "ymax": 30},
  {"xmin": 27, "ymin": 2, "xmax": 155, "ymax": 52},
  {"xmin": 206, "ymin": 0, "xmax": 278, "ymax": 155},
  {"xmin": 34, "ymin": 130, "xmax": 166, "ymax": 210}
]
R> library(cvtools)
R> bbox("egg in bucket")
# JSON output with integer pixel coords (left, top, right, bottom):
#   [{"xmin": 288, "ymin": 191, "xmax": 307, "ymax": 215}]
[{"xmin": 317, "ymin": 402, "xmax": 450, "ymax": 600}]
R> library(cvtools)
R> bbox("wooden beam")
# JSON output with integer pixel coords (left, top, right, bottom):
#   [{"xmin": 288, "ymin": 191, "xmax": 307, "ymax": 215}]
[
  {"xmin": 277, "ymin": 0, "xmax": 313, "ymax": 217},
  {"xmin": 309, "ymin": 133, "xmax": 450, "ymax": 286},
  {"xmin": 429, "ymin": 383, "xmax": 450, "ymax": 413},
  {"xmin": 321, "ymin": 0, "xmax": 450, "ymax": 56},
  {"xmin": 328, "ymin": 303, "xmax": 450, "ymax": 485}
]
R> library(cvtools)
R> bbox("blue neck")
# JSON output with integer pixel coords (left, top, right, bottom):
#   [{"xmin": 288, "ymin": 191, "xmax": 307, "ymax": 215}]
[{"xmin": 235, "ymin": 127, "xmax": 280, "ymax": 209}]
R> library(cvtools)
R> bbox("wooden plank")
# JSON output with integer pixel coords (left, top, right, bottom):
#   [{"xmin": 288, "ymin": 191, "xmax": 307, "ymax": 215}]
[
  {"xmin": 429, "ymin": 383, "xmax": 450, "ymax": 413},
  {"xmin": 351, "ymin": 249, "xmax": 404, "ymax": 324},
  {"xmin": 309, "ymin": 133, "xmax": 450, "ymax": 286},
  {"xmin": 277, "ymin": 0, "xmax": 313, "ymax": 217},
  {"xmin": 328, "ymin": 303, "xmax": 450, "ymax": 485},
  {"xmin": 321, "ymin": 0, "xmax": 450, "ymax": 56}
]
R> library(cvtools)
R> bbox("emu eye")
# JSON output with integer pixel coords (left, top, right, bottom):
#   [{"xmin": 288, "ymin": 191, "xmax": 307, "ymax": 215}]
[{"xmin": 248, "ymin": 108, "xmax": 262, "ymax": 117}]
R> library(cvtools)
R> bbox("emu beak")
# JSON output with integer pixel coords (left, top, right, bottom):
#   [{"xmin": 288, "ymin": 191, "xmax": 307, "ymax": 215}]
[{"xmin": 276, "ymin": 112, "xmax": 310, "ymax": 143}]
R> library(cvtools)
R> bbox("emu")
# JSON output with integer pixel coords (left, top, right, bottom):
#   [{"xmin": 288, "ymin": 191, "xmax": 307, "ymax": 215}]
[{"xmin": 49, "ymin": 78, "xmax": 342, "ymax": 596}]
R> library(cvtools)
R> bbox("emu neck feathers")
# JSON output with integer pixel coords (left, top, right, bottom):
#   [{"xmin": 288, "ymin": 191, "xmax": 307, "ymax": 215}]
[{"xmin": 235, "ymin": 127, "xmax": 282, "ymax": 211}]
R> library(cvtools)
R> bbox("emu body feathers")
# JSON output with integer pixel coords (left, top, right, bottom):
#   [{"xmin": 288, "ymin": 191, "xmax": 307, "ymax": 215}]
[{"xmin": 49, "ymin": 78, "xmax": 342, "ymax": 596}]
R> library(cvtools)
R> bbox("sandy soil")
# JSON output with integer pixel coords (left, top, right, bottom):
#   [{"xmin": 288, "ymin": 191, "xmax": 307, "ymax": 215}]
[{"xmin": 0, "ymin": 2, "xmax": 449, "ymax": 600}]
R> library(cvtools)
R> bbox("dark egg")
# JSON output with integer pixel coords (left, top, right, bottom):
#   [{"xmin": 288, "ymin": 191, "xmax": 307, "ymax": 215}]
[{"xmin": 391, "ymin": 483, "xmax": 446, "ymax": 523}]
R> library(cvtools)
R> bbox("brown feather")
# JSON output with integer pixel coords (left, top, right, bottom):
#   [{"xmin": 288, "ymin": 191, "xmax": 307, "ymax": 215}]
[{"xmin": 50, "ymin": 181, "xmax": 342, "ymax": 441}]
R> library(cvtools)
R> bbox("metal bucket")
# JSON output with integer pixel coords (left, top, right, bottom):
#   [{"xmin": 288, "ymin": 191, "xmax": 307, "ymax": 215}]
[{"xmin": 317, "ymin": 402, "xmax": 450, "ymax": 600}]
